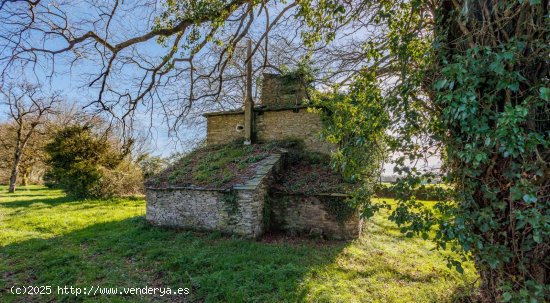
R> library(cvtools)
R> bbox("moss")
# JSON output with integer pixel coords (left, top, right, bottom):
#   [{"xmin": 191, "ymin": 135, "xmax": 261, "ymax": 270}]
[
  {"xmin": 319, "ymin": 196, "xmax": 356, "ymax": 223},
  {"xmin": 272, "ymin": 147, "xmax": 355, "ymax": 195},
  {"xmin": 262, "ymin": 193, "xmax": 272, "ymax": 229}
]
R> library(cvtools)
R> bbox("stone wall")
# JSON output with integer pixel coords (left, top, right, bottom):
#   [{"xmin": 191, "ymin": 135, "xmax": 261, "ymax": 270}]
[
  {"xmin": 145, "ymin": 153, "xmax": 363, "ymax": 240},
  {"xmin": 255, "ymin": 109, "xmax": 332, "ymax": 154},
  {"xmin": 269, "ymin": 193, "xmax": 362, "ymax": 240},
  {"xmin": 146, "ymin": 189, "xmax": 227, "ymax": 231},
  {"xmin": 205, "ymin": 108, "xmax": 333, "ymax": 154},
  {"xmin": 145, "ymin": 155, "xmax": 282, "ymax": 238},
  {"xmin": 206, "ymin": 113, "xmax": 245, "ymax": 145}
]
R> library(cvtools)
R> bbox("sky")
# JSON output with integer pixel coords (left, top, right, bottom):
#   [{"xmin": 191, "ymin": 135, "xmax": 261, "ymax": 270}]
[{"xmin": 0, "ymin": 0, "xmax": 309, "ymax": 157}]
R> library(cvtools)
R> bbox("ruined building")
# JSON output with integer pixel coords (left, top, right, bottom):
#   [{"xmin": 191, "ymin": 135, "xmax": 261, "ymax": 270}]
[{"xmin": 145, "ymin": 73, "xmax": 362, "ymax": 239}]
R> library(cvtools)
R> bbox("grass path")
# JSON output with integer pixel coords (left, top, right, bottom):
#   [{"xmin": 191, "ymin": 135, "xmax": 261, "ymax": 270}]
[{"xmin": 0, "ymin": 186, "xmax": 477, "ymax": 302}]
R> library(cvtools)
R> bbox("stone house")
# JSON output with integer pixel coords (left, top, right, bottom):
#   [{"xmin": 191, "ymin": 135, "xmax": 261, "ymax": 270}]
[{"xmin": 145, "ymin": 73, "xmax": 362, "ymax": 239}]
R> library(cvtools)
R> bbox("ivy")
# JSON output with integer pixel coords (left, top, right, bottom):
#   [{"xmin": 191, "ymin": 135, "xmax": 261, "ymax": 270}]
[
  {"xmin": 299, "ymin": 0, "xmax": 549, "ymax": 301},
  {"xmin": 221, "ymin": 190, "xmax": 239, "ymax": 216}
]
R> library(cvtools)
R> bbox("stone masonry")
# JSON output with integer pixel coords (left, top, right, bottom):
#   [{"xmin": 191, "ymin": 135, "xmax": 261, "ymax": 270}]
[
  {"xmin": 146, "ymin": 72, "xmax": 361, "ymax": 240},
  {"xmin": 269, "ymin": 193, "xmax": 362, "ymax": 239},
  {"xmin": 146, "ymin": 152, "xmax": 362, "ymax": 239},
  {"xmin": 146, "ymin": 154, "xmax": 282, "ymax": 239},
  {"xmin": 205, "ymin": 108, "xmax": 333, "ymax": 154},
  {"xmin": 204, "ymin": 73, "xmax": 333, "ymax": 154},
  {"xmin": 260, "ymin": 73, "xmax": 306, "ymax": 107}
]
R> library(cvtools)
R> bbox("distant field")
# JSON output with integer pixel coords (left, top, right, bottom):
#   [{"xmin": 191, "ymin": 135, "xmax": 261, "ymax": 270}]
[{"xmin": 0, "ymin": 186, "xmax": 478, "ymax": 302}]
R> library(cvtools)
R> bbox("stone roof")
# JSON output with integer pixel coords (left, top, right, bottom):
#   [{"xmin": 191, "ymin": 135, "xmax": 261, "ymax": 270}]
[{"xmin": 202, "ymin": 104, "xmax": 313, "ymax": 117}]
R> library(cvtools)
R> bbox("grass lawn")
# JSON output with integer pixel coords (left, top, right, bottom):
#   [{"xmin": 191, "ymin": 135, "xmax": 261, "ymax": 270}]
[{"xmin": 0, "ymin": 186, "xmax": 478, "ymax": 302}]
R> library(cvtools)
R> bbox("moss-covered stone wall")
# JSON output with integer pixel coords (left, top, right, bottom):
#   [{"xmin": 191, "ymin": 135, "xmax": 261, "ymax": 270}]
[
  {"xmin": 269, "ymin": 193, "xmax": 362, "ymax": 240},
  {"xmin": 145, "ymin": 155, "xmax": 282, "ymax": 239}
]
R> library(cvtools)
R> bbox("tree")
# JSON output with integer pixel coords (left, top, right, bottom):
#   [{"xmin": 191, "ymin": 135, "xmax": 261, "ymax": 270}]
[
  {"xmin": 1, "ymin": 82, "xmax": 59, "ymax": 192},
  {"xmin": 0, "ymin": 0, "xmax": 302, "ymax": 129},
  {"xmin": 45, "ymin": 124, "xmax": 142, "ymax": 198},
  {"xmin": 300, "ymin": 0, "xmax": 549, "ymax": 301},
  {"xmin": 136, "ymin": 154, "xmax": 169, "ymax": 180},
  {"xmin": 432, "ymin": 1, "xmax": 549, "ymax": 301},
  {"xmin": 0, "ymin": 122, "xmax": 49, "ymax": 186}
]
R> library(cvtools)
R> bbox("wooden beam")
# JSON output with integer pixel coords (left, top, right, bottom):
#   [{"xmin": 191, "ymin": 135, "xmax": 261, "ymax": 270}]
[{"xmin": 244, "ymin": 39, "xmax": 254, "ymax": 144}]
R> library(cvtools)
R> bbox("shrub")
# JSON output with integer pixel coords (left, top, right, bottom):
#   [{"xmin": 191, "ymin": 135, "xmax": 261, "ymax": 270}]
[{"xmin": 45, "ymin": 125, "xmax": 142, "ymax": 198}]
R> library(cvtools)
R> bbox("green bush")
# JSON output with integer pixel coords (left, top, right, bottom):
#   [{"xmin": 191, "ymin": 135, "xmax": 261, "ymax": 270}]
[{"xmin": 45, "ymin": 125, "xmax": 142, "ymax": 198}]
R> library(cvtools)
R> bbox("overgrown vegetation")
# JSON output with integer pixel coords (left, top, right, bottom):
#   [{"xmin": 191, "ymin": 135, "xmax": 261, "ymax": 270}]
[
  {"xmin": 147, "ymin": 140, "xmax": 298, "ymax": 189},
  {"xmin": 1, "ymin": 0, "xmax": 547, "ymax": 300},
  {"xmin": 220, "ymin": 190, "xmax": 239, "ymax": 216},
  {"xmin": 300, "ymin": 0, "xmax": 549, "ymax": 301},
  {"xmin": 45, "ymin": 125, "xmax": 142, "ymax": 198},
  {"xmin": 0, "ymin": 186, "xmax": 477, "ymax": 302},
  {"xmin": 272, "ymin": 147, "xmax": 355, "ymax": 194},
  {"xmin": 311, "ymin": 75, "xmax": 389, "ymax": 217},
  {"xmin": 318, "ymin": 196, "xmax": 357, "ymax": 223}
]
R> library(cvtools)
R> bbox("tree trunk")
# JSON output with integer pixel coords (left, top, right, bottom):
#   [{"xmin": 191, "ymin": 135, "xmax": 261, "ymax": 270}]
[
  {"xmin": 8, "ymin": 144, "xmax": 24, "ymax": 193},
  {"xmin": 20, "ymin": 166, "xmax": 29, "ymax": 186},
  {"xmin": 8, "ymin": 152, "xmax": 20, "ymax": 193},
  {"xmin": 435, "ymin": 0, "xmax": 549, "ymax": 301}
]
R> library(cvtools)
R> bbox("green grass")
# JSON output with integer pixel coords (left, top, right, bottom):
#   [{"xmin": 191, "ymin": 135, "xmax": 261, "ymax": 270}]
[{"xmin": 0, "ymin": 186, "xmax": 478, "ymax": 302}]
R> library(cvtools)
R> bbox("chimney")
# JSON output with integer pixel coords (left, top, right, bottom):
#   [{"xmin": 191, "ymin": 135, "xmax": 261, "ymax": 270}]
[
  {"xmin": 243, "ymin": 39, "xmax": 254, "ymax": 145},
  {"xmin": 260, "ymin": 73, "xmax": 305, "ymax": 107}
]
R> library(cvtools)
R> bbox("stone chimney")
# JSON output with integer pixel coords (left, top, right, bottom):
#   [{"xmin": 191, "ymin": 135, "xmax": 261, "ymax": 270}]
[{"xmin": 260, "ymin": 73, "xmax": 306, "ymax": 108}]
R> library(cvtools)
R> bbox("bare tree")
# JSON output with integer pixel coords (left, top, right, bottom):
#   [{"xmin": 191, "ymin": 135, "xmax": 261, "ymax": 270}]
[
  {"xmin": 0, "ymin": 0, "xmax": 304, "ymax": 132},
  {"xmin": 1, "ymin": 82, "xmax": 59, "ymax": 192}
]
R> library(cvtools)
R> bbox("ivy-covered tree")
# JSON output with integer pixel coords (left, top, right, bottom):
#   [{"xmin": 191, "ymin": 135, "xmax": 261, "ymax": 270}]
[
  {"xmin": 432, "ymin": 1, "xmax": 549, "ymax": 301},
  {"xmin": 300, "ymin": 0, "xmax": 549, "ymax": 301}
]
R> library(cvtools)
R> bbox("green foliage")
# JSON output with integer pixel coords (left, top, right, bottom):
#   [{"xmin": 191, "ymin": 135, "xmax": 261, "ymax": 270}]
[
  {"xmin": 431, "ymin": 39, "xmax": 550, "ymax": 301},
  {"xmin": 220, "ymin": 190, "xmax": 239, "ymax": 216},
  {"xmin": 45, "ymin": 125, "xmax": 141, "ymax": 198},
  {"xmin": 312, "ymin": 72, "xmax": 390, "ymax": 216},
  {"xmin": 298, "ymin": 0, "xmax": 549, "ymax": 301},
  {"xmin": 374, "ymin": 183, "xmax": 450, "ymax": 201},
  {"xmin": 136, "ymin": 154, "xmax": 169, "ymax": 180},
  {"xmin": 279, "ymin": 60, "xmax": 316, "ymax": 90}
]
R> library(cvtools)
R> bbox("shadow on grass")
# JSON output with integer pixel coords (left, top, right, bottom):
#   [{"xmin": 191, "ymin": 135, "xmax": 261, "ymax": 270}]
[
  {"xmin": 0, "ymin": 216, "xmax": 348, "ymax": 303},
  {"xmin": 1, "ymin": 190, "xmax": 142, "ymax": 209},
  {"xmin": 0, "ymin": 186, "xmax": 51, "ymax": 192},
  {"xmin": 0, "ymin": 196, "xmax": 78, "ymax": 208}
]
